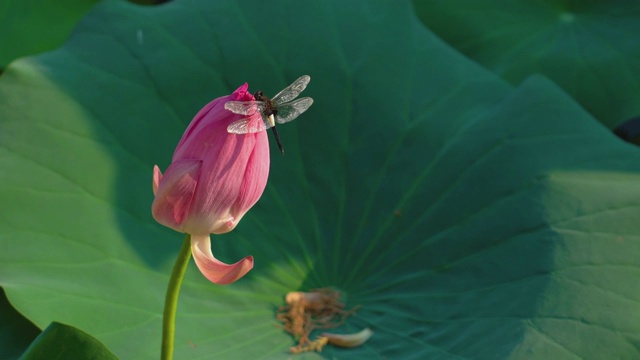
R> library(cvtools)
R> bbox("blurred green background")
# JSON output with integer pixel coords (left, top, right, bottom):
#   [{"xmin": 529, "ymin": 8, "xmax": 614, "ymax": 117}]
[{"xmin": 1, "ymin": 0, "xmax": 639, "ymax": 359}]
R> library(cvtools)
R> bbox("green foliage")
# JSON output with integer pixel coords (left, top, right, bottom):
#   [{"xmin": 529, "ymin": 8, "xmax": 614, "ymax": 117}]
[
  {"xmin": 413, "ymin": 0, "xmax": 640, "ymax": 129},
  {"xmin": 1, "ymin": 0, "xmax": 639, "ymax": 359},
  {"xmin": 19, "ymin": 322, "xmax": 117, "ymax": 360},
  {"xmin": 0, "ymin": 0, "xmax": 99, "ymax": 69},
  {"xmin": 0, "ymin": 290, "xmax": 39, "ymax": 360}
]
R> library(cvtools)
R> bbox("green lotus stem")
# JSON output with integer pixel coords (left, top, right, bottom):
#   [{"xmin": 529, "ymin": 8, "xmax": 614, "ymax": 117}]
[{"xmin": 161, "ymin": 234, "xmax": 192, "ymax": 360}]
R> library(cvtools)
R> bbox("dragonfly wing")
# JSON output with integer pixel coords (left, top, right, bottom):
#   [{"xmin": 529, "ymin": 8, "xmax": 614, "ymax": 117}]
[
  {"xmin": 271, "ymin": 75, "xmax": 311, "ymax": 105},
  {"xmin": 274, "ymin": 97, "xmax": 314, "ymax": 124},
  {"xmin": 227, "ymin": 113, "xmax": 272, "ymax": 134},
  {"xmin": 224, "ymin": 101, "xmax": 265, "ymax": 116}
]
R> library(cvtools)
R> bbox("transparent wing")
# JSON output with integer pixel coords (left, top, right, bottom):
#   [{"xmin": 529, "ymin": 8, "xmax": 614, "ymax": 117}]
[
  {"xmin": 271, "ymin": 75, "xmax": 311, "ymax": 105},
  {"xmin": 224, "ymin": 101, "xmax": 266, "ymax": 116},
  {"xmin": 227, "ymin": 113, "xmax": 272, "ymax": 134},
  {"xmin": 274, "ymin": 97, "xmax": 314, "ymax": 124}
]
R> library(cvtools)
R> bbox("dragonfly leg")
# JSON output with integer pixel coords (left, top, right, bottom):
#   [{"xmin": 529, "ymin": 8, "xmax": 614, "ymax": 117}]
[{"xmin": 270, "ymin": 126, "xmax": 285, "ymax": 155}]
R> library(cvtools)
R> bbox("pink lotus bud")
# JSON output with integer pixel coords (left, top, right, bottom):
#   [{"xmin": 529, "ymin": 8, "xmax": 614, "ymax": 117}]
[{"xmin": 152, "ymin": 83, "xmax": 269, "ymax": 284}]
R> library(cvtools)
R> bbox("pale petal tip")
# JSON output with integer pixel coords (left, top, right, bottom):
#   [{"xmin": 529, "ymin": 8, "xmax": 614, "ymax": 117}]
[
  {"xmin": 152, "ymin": 165, "xmax": 163, "ymax": 196},
  {"xmin": 319, "ymin": 328, "xmax": 374, "ymax": 348},
  {"xmin": 224, "ymin": 219, "xmax": 236, "ymax": 230},
  {"xmin": 211, "ymin": 216, "xmax": 237, "ymax": 235}
]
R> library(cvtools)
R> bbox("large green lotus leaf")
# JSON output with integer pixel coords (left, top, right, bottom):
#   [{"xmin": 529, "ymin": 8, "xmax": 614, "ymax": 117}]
[
  {"xmin": 0, "ymin": 0, "xmax": 99, "ymax": 69},
  {"xmin": 412, "ymin": 1, "xmax": 640, "ymax": 129},
  {"xmin": 0, "ymin": 1, "xmax": 97, "ymax": 352},
  {"xmin": 1, "ymin": 0, "xmax": 639, "ymax": 359}
]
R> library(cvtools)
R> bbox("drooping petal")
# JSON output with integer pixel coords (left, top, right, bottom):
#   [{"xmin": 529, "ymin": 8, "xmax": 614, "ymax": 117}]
[
  {"xmin": 191, "ymin": 234, "xmax": 253, "ymax": 285},
  {"xmin": 151, "ymin": 159, "xmax": 201, "ymax": 232}
]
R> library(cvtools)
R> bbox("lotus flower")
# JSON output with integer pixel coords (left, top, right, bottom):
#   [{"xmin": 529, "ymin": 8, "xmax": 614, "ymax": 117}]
[{"xmin": 152, "ymin": 83, "xmax": 269, "ymax": 284}]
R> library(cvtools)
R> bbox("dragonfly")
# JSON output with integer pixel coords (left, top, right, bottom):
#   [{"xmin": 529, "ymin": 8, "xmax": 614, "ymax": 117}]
[{"xmin": 225, "ymin": 75, "xmax": 314, "ymax": 154}]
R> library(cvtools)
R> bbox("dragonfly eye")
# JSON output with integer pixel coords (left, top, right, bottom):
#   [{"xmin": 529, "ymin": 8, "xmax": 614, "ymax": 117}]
[{"xmin": 254, "ymin": 91, "xmax": 263, "ymax": 98}]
